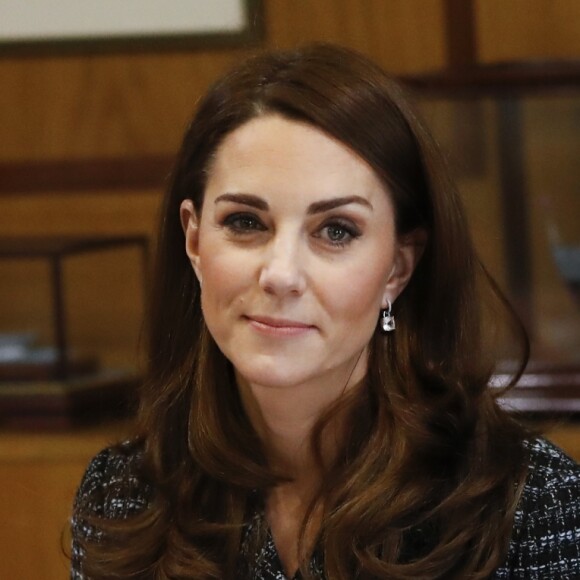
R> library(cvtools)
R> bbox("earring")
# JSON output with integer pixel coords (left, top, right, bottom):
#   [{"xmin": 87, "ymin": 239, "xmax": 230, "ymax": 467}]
[{"xmin": 380, "ymin": 300, "xmax": 395, "ymax": 332}]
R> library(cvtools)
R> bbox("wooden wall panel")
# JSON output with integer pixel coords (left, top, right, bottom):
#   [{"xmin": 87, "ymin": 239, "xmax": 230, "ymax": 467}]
[
  {"xmin": 0, "ymin": 50, "xmax": 245, "ymax": 161},
  {"xmin": 0, "ymin": 190, "xmax": 160, "ymax": 236},
  {"xmin": 476, "ymin": 0, "xmax": 580, "ymax": 63},
  {"xmin": 0, "ymin": 422, "xmax": 130, "ymax": 580},
  {"xmin": 0, "ymin": 1, "xmax": 446, "ymax": 162},
  {"xmin": 1, "ymin": 461, "xmax": 87, "ymax": 580},
  {"xmin": 265, "ymin": 0, "xmax": 446, "ymax": 73}
]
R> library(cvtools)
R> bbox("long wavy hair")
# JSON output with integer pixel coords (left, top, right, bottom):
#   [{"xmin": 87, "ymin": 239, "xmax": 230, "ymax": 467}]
[{"xmin": 78, "ymin": 44, "xmax": 530, "ymax": 579}]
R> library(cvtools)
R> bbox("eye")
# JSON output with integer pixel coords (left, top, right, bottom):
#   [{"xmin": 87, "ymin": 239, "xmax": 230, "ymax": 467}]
[
  {"xmin": 222, "ymin": 212, "xmax": 266, "ymax": 234},
  {"xmin": 325, "ymin": 225, "xmax": 350, "ymax": 242},
  {"xmin": 317, "ymin": 219, "xmax": 361, "ymax": 247}
]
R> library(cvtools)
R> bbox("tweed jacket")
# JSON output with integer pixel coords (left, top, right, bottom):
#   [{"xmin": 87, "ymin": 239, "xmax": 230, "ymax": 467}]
[{"xmin": 71, "ymin": 438, "xmax": 580, "ymax": 579}]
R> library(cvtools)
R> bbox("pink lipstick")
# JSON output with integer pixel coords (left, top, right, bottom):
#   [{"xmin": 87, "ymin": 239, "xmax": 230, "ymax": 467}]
[{"xmin": 245, "ymin": 315, "xmax": 315, "ymax": 337}]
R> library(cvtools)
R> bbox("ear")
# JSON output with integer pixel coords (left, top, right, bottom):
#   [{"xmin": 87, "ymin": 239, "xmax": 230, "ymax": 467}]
[
  {"xmin": 381, "ymin": 228, "xmax": 427, "ymax": 308},
  {"xmin": 179, "ymin": 199, "xmax": 203, "ymax": 285}
]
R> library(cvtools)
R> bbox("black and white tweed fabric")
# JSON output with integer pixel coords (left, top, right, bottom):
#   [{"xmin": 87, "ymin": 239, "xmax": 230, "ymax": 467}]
[{"xmin": 71, "ymin": 438, "xmax": 580, "ymax": 579}]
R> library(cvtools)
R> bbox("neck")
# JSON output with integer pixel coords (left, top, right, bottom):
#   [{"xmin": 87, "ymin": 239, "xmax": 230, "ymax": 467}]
[
  {"xmin": 236, "ymin": 356, "xmax": 367, "ymax": 578},
  {"xmin": 242, "ymin": 381, "xmax": 326, "ymax": 486}
]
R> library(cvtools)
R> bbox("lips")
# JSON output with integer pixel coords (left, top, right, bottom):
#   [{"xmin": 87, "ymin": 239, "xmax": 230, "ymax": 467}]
[
  {"xmin": 244, "ymin": 315, "xmax": 316, "ymax": 336},
  {"xmin": 246, "ymin": 315, "xmax": 312, "ymax": 328}
]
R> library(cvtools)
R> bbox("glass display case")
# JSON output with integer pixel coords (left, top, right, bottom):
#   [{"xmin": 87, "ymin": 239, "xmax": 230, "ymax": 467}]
[
  {"xmin": 403, "ymin": 62, "xmax": 580, "ymax": 412},
  {"xmin": 0, "ymin": 235, "xmax": 149, "ymax": 427}
]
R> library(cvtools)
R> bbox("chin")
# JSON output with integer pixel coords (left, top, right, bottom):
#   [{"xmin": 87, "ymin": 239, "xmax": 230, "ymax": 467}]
[
  {"xmin": 240, "ymin": 371, "xmax": 307, "ymax": 390},
  {"xmin": 233, "ymin": 357, "xmax": 313, "ymax": 390}
]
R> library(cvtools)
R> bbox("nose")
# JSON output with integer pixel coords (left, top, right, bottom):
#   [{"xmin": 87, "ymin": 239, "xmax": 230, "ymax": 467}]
[{"xmin": 258, "ymin": 231, "xmax": 306, "ymax": 297}]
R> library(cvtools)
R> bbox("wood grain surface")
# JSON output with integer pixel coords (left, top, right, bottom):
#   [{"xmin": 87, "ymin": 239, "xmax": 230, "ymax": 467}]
[{"xmin": 476, "ymin": 0, "xmax": 580, "ymax": 63}]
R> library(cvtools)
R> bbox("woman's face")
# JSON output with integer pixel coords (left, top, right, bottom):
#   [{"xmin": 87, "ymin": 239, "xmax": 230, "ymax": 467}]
[{"xmin": 181, "ymin": 115, "xmax": 419, "ymax": 392}]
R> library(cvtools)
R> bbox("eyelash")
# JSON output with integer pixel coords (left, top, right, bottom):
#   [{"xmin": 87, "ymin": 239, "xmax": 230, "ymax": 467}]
[
  {"xmin": 316, "ymin": 219, "xmax": 361, "ymax": 247},
  {"xmin": 221, "ymin": 212, "xmax": 361, "ymax": 248},
  {"xmin": 222, "ymin": 212, "xmax": 267, "ymax": 233}
]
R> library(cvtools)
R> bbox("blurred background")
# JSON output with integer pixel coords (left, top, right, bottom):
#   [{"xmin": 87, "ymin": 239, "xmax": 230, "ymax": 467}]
[{"xmin": 0, "ymin": 1, "xmax": 579, "ymax": 577}]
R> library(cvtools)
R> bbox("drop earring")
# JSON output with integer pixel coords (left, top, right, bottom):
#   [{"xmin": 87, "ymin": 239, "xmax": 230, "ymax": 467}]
[{"xmin": 380, "ymin": 300, "xmax": 395, "ymax": 332}]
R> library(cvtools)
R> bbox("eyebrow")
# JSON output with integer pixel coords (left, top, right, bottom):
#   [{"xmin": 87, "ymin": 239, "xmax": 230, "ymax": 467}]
[
  {"xmin": 307, "ymin": 195, "xmax": 373, "ymax": 214},
  {"xmin": 214, "ymin": 193, "xmax": 268, "ymax": 210},
  {"xmin": 214, "ymin": 193, "xmax": 373, "ymax": 213}
]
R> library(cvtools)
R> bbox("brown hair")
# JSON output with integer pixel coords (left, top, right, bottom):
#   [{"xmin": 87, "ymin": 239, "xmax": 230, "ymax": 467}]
[{"xmin": 76, "ymin": 44, "xmax": 529, "ymax": 579}]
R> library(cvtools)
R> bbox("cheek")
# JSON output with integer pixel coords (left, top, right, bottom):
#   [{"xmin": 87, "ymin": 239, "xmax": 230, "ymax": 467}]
[
  {"xmin": 199, "ymin": 250, "xmax": 249, "ymax": 346},
  {"xmin": 198, "ymin": 242, "xmax": 255, "ymax": 307},
  {"xmin": 322, "ymin": 261, "xmax": 389, "ymax": 328}
]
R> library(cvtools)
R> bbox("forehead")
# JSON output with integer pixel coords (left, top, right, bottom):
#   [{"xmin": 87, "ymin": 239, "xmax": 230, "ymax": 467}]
[{"xmin": 205, "ymin": 115, "xmax": 392, "ymax": 210}]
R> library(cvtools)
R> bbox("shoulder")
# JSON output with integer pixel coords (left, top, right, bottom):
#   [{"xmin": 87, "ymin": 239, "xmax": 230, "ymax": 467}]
[
  {"xmin": 70, "ymin": 442, "xmax": 151, "ymax": 578},
  {"xmin": 518, "ymin": 437, "xmax": 580, "ymax": 528},
  {"xmin": 73, "ymin": 441, "xmax": 151, "ymax": 522},
  {"xmin": 495, "ymin": 437, "xmax": 580, "ymax": 578},
  {"xmin": 525, "ymin": 436, "xmax": 580, "ymax": 477}
]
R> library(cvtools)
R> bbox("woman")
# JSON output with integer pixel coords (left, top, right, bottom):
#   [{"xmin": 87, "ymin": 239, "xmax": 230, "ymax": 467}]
[{"xmin": 71, "ymin": 44, "xmax": 580, "ymax": 579}]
